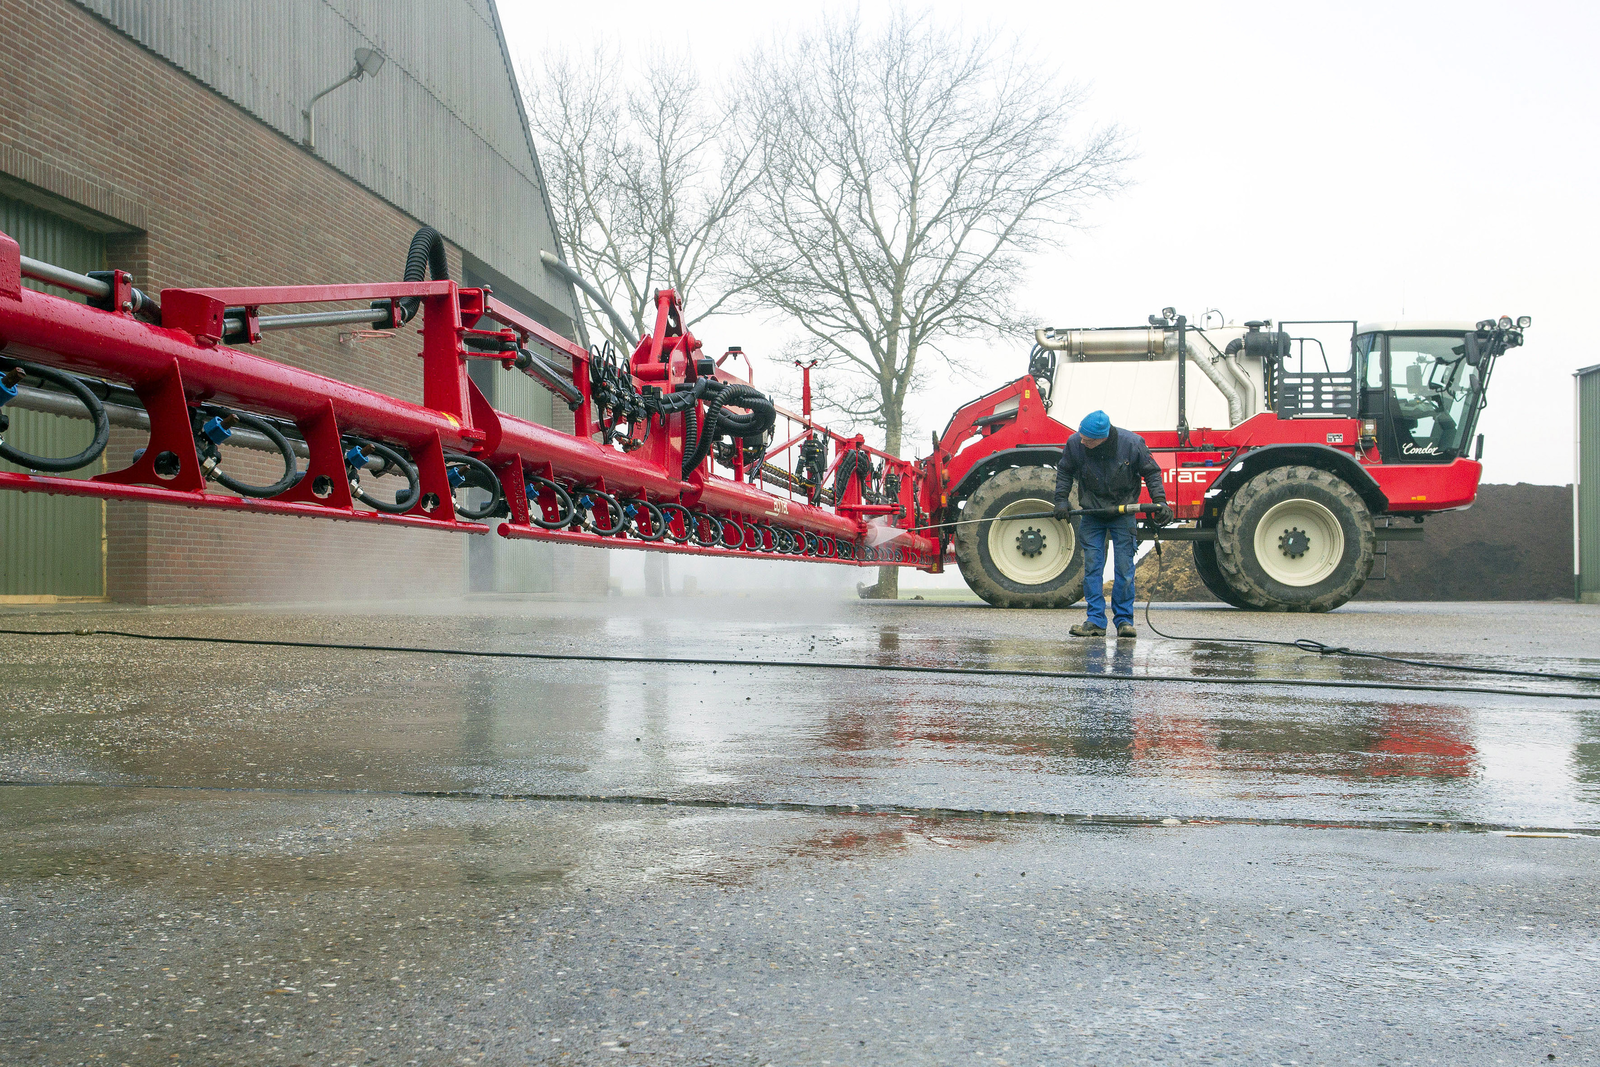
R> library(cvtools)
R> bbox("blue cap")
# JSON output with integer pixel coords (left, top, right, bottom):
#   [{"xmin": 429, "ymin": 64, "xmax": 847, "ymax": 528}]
[{"xmin": 1078, "ymin": 410, "xmax": 1111, "ymax": 439}]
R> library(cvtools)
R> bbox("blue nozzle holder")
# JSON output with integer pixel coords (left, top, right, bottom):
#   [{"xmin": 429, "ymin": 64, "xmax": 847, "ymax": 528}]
[{"xmin": 200, "ymin": 415, "xmax": 233, "ymax": 445}]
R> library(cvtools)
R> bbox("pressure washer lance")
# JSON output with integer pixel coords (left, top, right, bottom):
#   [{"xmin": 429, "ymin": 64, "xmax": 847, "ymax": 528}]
[{"xmin": 923, "ymin": 502, "xmax": 1159, "ymax": 531}]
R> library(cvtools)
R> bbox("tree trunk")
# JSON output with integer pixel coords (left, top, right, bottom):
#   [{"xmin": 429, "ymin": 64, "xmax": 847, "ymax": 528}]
[
  {"xmin": 871, "ymin": 565, "xmax": 900, "ymax": 599},
  {"xmin": 863, "ymin": 403, "xmax": 902, "ymax": 599}
]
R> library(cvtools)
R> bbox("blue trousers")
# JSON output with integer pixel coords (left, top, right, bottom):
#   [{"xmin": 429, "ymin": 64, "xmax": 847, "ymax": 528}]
[{"xmin": 1079, "ymin": 513, "xmax": 1137, "ymax": 628}]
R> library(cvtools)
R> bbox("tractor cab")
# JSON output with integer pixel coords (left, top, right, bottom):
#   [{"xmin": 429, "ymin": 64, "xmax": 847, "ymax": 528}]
[{"xmin": 1351, "ymin": 318, "xmax": 1527, "ymax": 464}]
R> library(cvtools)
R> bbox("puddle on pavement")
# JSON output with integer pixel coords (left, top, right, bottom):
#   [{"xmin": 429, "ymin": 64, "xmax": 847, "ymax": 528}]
[
  {"xmin": 0, "ymin": 787, "xmax": 1028, "ymax": 895},
  {"xmin": 3, "ymin": 605, "xmax": 1599, "ymax": 827}
]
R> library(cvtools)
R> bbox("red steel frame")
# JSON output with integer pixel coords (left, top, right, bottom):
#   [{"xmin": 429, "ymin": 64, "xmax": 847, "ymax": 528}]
[{"xmin": 0, "ymin": 230, "xmax": 939, "ymax": 569}]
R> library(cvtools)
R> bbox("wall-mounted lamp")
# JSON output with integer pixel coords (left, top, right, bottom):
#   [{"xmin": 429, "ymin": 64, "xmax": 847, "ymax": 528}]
[{"xmin": 302, "ymin": 47, "xmax": 385, "ymax": 149}]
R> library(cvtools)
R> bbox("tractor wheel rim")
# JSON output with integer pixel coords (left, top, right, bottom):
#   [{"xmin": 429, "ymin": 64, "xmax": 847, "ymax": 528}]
[
  {"xmin": 1254, "ymin": 498, "xmax": 1344, "ymax": 587},
  {"xmin": 988, "ymin": 497, "xmax": 1074, "ymax": 585}
]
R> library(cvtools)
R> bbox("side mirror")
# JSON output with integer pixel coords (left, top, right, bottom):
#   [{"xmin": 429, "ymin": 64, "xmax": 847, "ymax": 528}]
[{"xmin": 1463, "ymin": 331, "xmax": 1482, "ymax": 367}]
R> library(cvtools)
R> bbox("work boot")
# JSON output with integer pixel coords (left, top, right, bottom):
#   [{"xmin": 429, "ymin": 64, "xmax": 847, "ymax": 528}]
[
  {"xmin": 1117, "ymin": 623, "xmax": 1137, "ymax": 639},
  {"xmin": 1069, "ymin": 622, "xmax": 1106, "ymax": 637}
]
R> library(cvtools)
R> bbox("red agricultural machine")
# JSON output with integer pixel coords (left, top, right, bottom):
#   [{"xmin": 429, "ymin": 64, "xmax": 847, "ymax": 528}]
[
  {"xmin": 0, "ymin": 228, "xmax": 1526, "ymax": 611},
  {"xmin": 926, "ymin": 309, "xmax": 1527, "ymax": 611}
]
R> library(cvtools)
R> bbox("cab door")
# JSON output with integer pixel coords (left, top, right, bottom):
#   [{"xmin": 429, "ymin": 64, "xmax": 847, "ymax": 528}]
[{"xmin": 1355, "ymin": 333, "xmax": 1400, "ymax": 460}]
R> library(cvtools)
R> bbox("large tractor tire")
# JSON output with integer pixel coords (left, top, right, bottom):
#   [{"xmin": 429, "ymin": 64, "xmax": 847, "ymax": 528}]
[
  {"xmin": 954, "ymin": 466, "xmax": 1084, "ymax": 608},
  {"xmin": 1212, "ymin": 465, "xmax": 1375, "ymax": 612},
  {"xmin": 1191, "ymin": 539, "xmax": 1256, "ymax": 609}
]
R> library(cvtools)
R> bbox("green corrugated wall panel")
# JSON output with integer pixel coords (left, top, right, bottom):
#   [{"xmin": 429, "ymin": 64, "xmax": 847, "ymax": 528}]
[
  {"xmin": 486, "ymin": 357, "xmax": 554, "ymax": 593},
  {"xmin": 1580, "ymin": 369, "xmax": 1600, "ymax": 603},
  {"xmin": 0, "ymin": 195, "xmax": 107, "ymax": 598}
]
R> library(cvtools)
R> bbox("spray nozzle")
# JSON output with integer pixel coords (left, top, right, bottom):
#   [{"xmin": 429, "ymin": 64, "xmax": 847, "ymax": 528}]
[{"xmin": 200, "ymin": 415, "xmax": 234, "ymax": 445}]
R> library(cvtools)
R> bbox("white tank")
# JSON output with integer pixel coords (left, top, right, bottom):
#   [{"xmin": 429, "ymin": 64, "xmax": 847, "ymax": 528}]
[{"xmin": 1033, "ymin": 325, "xmax": 1267, "ymax": 432}]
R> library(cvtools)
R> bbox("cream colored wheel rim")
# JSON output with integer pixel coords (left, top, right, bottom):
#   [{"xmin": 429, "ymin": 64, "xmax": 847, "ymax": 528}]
[
  {"xmin": 987, "ymin": 498, "xmax": 1075, "ymax": 585},
  {"xmin": 1254, "ymin": 498, "xmax": 1344, "ymax": 587}
]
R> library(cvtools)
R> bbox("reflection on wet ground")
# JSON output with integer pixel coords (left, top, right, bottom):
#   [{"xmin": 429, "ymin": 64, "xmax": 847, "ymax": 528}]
[
  {"xmin": 2, "ymin": 596, "xmax": 1599, "ymax": 1064},
  {"xmin": 1, "ymin": 597, "xmax": 1595, "ymax": 828}
]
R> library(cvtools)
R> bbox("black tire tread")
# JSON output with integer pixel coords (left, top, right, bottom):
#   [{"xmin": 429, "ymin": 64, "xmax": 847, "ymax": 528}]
[
  {"xmin": 1212, "ymin": 465, "xmax": 1374, "ymax": 612},
  {"xmin": 1191, "ymin": 538, "xmax": 1256, "ymax": 609},
  {"xmin": 954, "ymin": 466, "xmax": 1083, "ymax": 609}
]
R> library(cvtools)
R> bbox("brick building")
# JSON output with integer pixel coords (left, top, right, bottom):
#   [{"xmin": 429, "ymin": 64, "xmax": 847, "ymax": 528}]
[{"xmin": 0, "ymin": 0, "xmax": 607, "ymax": 604}]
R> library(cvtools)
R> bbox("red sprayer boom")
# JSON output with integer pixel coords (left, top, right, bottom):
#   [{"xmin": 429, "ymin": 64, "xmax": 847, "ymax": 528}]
[{"xmin": 0, "ymin": 228, "xmax": 938, "ymax": 571}]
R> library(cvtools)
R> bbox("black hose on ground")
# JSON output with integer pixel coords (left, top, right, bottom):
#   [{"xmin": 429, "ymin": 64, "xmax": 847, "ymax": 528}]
[
  {"xmin": 0, "ymin": 359, "xmax": 111, "ymax": 473},
  {"xmin": 4, "ymin": 626, "xmax": 1593, "ymax": 701},
  {"xmin": 1140, "ymin": 540, "xmax": 1600, "ymax": 684}
]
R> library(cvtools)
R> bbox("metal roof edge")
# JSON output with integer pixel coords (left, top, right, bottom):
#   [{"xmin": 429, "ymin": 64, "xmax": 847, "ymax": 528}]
[
  {"xmin": 483, "ymin": 0, "xmax": 586, "ymax": 341},
  {"xmin": 1576, "ymin": 364, "xmax": 1600, "ymax": 377}
]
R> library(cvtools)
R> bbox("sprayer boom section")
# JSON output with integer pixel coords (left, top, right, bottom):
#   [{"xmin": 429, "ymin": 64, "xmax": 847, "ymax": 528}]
[{"xmin": 0, "ymin": 229, "xmax": 938, "ymax": 569}]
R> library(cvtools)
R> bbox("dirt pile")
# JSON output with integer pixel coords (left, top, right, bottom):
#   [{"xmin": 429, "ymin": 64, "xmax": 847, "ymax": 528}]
[{"xmin": 1133, "ymin": 483, "xmax": 1574, "ymax": 602}]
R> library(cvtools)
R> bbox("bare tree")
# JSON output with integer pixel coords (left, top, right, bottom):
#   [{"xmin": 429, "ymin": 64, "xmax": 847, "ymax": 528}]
[
  {"xmin": 522, "ymin": 49, "xmax": 758, "ymax": 348},
  {"xmin": 739, "ymin": 11, "xmax": 1128, "ymax": 596}
]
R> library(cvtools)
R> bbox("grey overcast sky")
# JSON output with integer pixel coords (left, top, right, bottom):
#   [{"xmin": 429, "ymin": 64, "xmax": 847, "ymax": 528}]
[{"xmin": 500, "ymin": 0, "xmax": 1599, "ymax": 486}]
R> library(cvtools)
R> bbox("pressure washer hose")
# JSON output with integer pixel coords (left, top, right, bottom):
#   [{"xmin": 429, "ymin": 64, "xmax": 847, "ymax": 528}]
[
  {"xmin": 5, "ymin": 627, "xmax": 1590, "ymax": 702},
  {"xmin": 1139, "ymin": 539, "xmax": 1600, "ymax": 685}
]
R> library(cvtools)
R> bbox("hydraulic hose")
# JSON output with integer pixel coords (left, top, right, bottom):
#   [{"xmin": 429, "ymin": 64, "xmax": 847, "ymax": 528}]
[
  {"xmin": 679, "ymin": 379, "xmax": 777, "ymax": 478},
  {"xmin": 833, "ymin": 448, "xmax": 874, "ymax": 503},
  {"xmin": 526, "ymin": 473, "xmax": 576, "ymax": 530},
  {"xmin": 690, "ymin": 511, "xmax": 720, "ymax": 548},
  {"xmin": 0, "ymin": 359, "xmax": 111, "ymax": 473},
  {"xmin": 658, "ymin": 502, "xmax": 693, "ymax": 544},
  {"xmin": 622, "ymin": 497, "xmax": 668, "ymax": 542},
  {"xmin": 198, "ymin": 408, "xmax": 299, "ymax": 498},
  {"xmin": 345, "ymin": 438, "xmax": 419, "ymax": 514},
  {"xmin": 575, "ymin": 488, "xmax": 627, "ymax": 536},
  {"xmin": 445, "ymin": 453, "xmax": 502, "ymax": 521}
]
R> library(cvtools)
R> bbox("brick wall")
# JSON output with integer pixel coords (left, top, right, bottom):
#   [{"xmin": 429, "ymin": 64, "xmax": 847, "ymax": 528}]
[{"xmin": 2, "ymin": 0, "xmax": 605, "ymax": 604}]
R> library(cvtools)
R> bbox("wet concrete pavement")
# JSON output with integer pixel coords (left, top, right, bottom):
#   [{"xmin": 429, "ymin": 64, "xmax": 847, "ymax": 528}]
[{"xmin": 2, "ymin": 596, "xmax": 1599, "ymax": 1064}]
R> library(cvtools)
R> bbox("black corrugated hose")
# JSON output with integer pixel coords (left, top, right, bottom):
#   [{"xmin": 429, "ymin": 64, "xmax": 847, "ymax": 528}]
[{"xmin": 372, "ymin": 226, "xmax": 449, "ymax": 328}]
